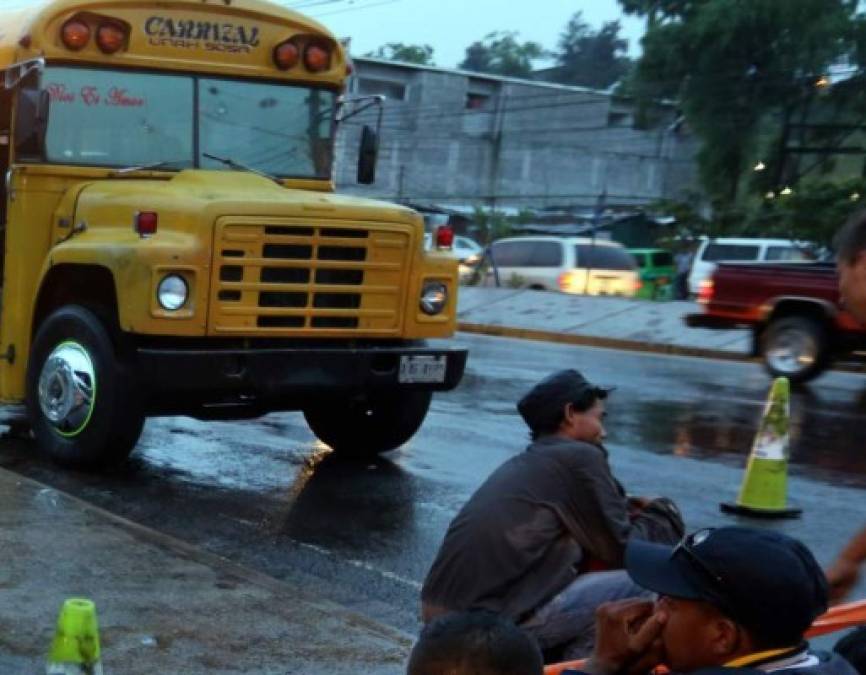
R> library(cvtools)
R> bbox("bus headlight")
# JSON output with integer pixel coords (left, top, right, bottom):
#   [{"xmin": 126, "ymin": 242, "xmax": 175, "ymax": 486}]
[
  {"xmin": 157, "ymin": 275, "xmax": 188, "ymax": 311},
  {"xmin": 420, "ymin": 281, "xmax": 448, "ymax": 315}
]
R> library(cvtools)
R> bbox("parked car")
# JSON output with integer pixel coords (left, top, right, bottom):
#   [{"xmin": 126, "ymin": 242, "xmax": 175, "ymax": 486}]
[
  {"xmin": 687, "ymin": 237, "xmax": 814, "ymax": 296},
  {"xmin": 685, "ymin": 261, "xmax": 866, "ymax": 383},
  {"xmin": 489, "ymin": 236, "xmax": 640, "ymax": 296},
  {"xmin": 629, "ymin": 248, "xmax": 675, "ymax": 300},
  {"xmin": 424, "ymin": 233, "xmax": 483, "ymax": 263}
]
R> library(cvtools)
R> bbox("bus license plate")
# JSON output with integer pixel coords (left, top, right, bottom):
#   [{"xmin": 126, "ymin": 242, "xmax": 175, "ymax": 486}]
[{"xmin": 399, "ymin": 355, "xmax": 447, "ymax": 383}]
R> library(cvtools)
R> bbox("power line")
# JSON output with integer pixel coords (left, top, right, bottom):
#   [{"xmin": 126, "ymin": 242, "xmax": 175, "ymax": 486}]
[
  {"xmin": 286, "ymin": 0, "xmax": 349, "ymax": 9},
  {"xmin": 312, "ymin": 0, "xmax": 404, "ymax": 17}
]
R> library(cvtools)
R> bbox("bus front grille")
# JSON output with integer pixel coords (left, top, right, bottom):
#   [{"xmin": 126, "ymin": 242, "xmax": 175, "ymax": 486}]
[{"xmin": 208, "ymin": 219, "xmax": 411, "ymax": 336}]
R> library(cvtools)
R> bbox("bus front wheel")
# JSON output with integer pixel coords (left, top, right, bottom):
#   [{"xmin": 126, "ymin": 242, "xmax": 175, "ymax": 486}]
[
  {"xmin": 304, "ymin": 390, "xmax": 432, "ymax": 458},
  {"xmin": 26, "ymin": 305, "xmax": 144, "ymax": 469}
]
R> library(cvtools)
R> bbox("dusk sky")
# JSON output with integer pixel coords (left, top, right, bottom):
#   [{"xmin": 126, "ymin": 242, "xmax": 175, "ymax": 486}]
[
  {"xmin": 0, "ymin": 0, "xmax": 647, "ymax": 70},
  {"xmin": 285, "ymin": 0, "xmax": 647, "ymax": 68}
]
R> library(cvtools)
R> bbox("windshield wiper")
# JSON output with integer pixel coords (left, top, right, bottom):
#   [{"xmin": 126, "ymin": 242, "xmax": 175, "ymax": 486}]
[
  {"xmin": 202, "ymin": 152, "xmax": 281, "ymax": 184},
  {"xmin": 111, "ymin": 160, "xmax": 189, "ymax": 176}
]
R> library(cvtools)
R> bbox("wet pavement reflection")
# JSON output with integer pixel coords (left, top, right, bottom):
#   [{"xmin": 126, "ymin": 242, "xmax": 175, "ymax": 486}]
[{"xmin": 1, "ymin": 332, "xmax": 866, "ymax": 634}]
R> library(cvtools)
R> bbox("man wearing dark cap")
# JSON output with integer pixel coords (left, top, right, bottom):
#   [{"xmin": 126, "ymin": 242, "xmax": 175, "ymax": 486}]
[
  {"xmin": 577, "ymin": 527, "xmax": 855, "ymax": 675},
  {"xmin": 421, "ymin": 369, "xmax": 684, "ymax": 659}
]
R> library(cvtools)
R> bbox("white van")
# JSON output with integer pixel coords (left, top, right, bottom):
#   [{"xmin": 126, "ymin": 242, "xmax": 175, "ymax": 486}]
[
  {"xmin": 489, "ymin": 236, "xmax": 640, "ymax": 296},
  {"xmin": 687, "ymin": 237, "xmax": 814, "ymax": 295}
]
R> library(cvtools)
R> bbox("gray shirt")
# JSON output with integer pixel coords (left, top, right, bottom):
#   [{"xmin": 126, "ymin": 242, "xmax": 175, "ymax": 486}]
[{"xmin": 421, "ymin": 435, "xmax": 684, "ymax": 622}]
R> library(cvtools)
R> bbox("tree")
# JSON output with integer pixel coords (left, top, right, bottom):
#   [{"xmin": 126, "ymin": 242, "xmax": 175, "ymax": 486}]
[
  {"xmin": 366, "ymin": 43, "xmax": 435, "ymax": 66},
  {"xmin": 622, "ymin": 0, "xmax": 858, "ymax": 206},
  {"xmin": 553, "ymin": 12, "xmax": 631, "ymax": 89},
  {"xmin": 458, "ymin": 32, "xmax": 545, "ymax": 79},
  {"xmin": 753, "ymin": 179, "xmax": 866, "ymax": 246}
]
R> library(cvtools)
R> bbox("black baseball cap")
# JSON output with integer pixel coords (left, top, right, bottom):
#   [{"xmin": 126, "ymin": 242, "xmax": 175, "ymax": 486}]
[
  {"xmin": 517, "ymin": 369, "xmax": 611, "ymax": 432},
  {"xmin": 625, "ymin": 527, "xmax": 828, "ymax": 646}
]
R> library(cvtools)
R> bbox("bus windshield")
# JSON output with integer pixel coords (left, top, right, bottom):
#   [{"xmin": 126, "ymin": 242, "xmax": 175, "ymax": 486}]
[{"xmin": 42, "ymin": 66, "xmax": 336, "ymax": 179}]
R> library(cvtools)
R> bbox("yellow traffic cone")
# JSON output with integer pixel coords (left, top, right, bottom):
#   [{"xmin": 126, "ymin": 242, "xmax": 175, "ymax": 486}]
[
  {"xmin": 720, "ymin": 377, "xmax": 801, "ymax": 518},
  {"xmin": 46, "ymin": 598, "xmax": 103, "ymax": 675}
]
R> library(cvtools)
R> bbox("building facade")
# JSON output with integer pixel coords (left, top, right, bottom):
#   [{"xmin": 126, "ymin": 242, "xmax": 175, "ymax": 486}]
[{"xmin": 335, "ymin": 57, "xmax": 700, "ymax": 212}]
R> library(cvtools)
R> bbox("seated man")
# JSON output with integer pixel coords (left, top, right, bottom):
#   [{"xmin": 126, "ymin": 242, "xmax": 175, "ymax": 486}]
[
  {"xmin": 421, "ymin": 369, "xmax": 684, "ymax": 659},
  {"xmin": 578, "ymin": 527, "xmax": 856, "ymax": 675},
  {"xmin": 407, "ymin": 611, "xmax": 543, "ymax": 675}
]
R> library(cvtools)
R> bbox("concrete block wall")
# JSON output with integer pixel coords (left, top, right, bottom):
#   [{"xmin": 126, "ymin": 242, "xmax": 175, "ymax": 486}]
[{"xmin": 335, "ymin": 58, "xmax": 700, "ymax": 210}]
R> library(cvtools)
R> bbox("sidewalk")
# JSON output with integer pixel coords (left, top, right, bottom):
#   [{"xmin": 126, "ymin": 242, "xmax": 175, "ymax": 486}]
[
  {"xmin": 0, "ymin": 467, "xmax": 410, "ymax": 674},
  {"xmin": 457, "ymin": 287, "xmax": 752, "ymax": 360}
]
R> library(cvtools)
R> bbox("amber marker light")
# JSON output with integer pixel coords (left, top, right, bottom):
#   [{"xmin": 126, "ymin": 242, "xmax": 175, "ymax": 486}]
[
  {"xmin": 304, "ymin": 44, "xmax": 331, "ymax": 72},
  {"xmin": 61, "ymin": 19, "xmax": 91, "ymax": 50},
  {"xmin": 96, "ymin": 22, "xmax": 126, "ymax": 54},
  {"xmin": 273, "ymin": 40, "xmax": 300, "ymax": 70}
]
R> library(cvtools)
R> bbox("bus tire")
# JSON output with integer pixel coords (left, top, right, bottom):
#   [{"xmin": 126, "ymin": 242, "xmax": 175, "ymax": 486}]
[
  {"xmin": 26, "ymin": 305, "xmax": 144, "ymax": 469},
  {"xmin": 304, "ymin": 390, "xmax": 432, "ymax": 458}
]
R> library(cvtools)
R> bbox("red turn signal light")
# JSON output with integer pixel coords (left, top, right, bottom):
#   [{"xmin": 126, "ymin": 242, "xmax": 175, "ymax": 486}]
[
  {"xmin": 96, "ymin": 22, "xmax": 126, "ymax": 54},
  {"xmin": 273, "ymin": 40, "xmax": 300, "ymax": 70},
  {"xmin": 135, "ymin": 211, "xmax": 158, "ymax": 237},
  {"xmin": 435, "ymin": 225, "xmax": 454, "ymax": 250},
  {"xmin": 304, "ymin": 44, "xmax": 331, "ymax": 72},
  {"xmin": 61, "ymin": 19, "xmax": 91, "ymax": 51}
]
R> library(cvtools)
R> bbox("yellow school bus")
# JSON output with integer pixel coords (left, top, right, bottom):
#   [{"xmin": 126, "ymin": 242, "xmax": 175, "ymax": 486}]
[{"xmin": 0, "ymin": 0, "xmax": 466, "ymax": 467}]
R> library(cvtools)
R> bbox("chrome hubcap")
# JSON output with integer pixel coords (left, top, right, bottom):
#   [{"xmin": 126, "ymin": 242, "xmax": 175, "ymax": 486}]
[
  {"xmin": 38, "ymin": 342, "xmax": 96, "ymax": 437},
  {"xmin": 766, "ymin": 329, "xmax": 816, "ymax": 375}
]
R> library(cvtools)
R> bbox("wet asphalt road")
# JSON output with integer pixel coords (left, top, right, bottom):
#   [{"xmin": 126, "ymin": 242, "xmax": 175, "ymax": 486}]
[{"xmin": 2, "ymin": 332, "xmax": 866, "ymax": 638}]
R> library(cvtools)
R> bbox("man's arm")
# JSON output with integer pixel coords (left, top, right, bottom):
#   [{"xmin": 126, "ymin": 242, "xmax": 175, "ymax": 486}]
[
  {"xmin": 558, "ymin": 448, "xmax": 681, "ymax": 566},
  {"xmin": 827, "ymin": 526, "xmax": 866, "ymax": 603}
]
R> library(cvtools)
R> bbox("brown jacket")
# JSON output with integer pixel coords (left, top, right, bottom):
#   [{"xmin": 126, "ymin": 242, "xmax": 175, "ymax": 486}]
[{"xmin": 420, "ymin": 435, "xmax": 684, "ymax": 623}]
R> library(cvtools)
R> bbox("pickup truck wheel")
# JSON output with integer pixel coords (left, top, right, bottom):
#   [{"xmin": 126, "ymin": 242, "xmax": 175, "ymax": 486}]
[
  {"xmin": 762, "ymin": 316, "xmax": 828, "ymax": 384},
  {"xmin": 26, "ymin": 306, "xmax": 144, "ymax": 469},
  {"xmin": 304, "ymin": 390, "xmax": 433, "ymax": 458}
]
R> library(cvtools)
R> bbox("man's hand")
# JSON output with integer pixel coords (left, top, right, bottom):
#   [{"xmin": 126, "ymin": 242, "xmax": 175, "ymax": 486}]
[
  {"xmin": 827, "ymin": 555, "xmax": 860, "ymax": 604},
  {"xmin": 584, "ymin": 598, "xmax": 667, "ymax": 675}
]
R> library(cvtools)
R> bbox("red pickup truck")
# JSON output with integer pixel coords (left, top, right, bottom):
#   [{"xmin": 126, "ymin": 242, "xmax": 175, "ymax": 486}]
[{"xmin": 685, "ymin": 262, "xmax": 866, "ymax": 383}]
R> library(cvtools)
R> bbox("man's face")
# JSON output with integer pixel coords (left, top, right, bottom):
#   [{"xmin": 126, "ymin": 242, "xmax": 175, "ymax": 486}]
[
  {"xmin": 562, "ymin": 399, "xmax": 607, "ymax": 444},
  {"xmin": 838, "ymin": 252, "xmax": 866, "ymax": 325},
  {"xmin": 653, "ymin": 595, "xmax": 739, "ymax": 671}
]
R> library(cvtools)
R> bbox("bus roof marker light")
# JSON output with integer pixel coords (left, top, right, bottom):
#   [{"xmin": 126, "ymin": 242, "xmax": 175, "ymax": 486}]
[
  {"xmin": 61, "ymin": 19, "xmax": 91, "ymax": 51},
  {"xmin": 304, "ymin": 44, "xmax": 331, "ymax": 72},
  {"xmin": 273, "ymin": 41, "xmax": 300, "ymax": 70},
  {"xmin": 96, "ymin": 22, "xmax": 126, "ymax": 54}
]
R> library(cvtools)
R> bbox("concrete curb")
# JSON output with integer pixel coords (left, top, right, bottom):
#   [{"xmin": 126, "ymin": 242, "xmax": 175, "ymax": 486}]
[
  {"xmin": 458, "ymin": 322, "xmax": 753, "ymax": 362},
  {"xmin": 458, "ymin": 322, "xmax": 866, "ymax": 377}
]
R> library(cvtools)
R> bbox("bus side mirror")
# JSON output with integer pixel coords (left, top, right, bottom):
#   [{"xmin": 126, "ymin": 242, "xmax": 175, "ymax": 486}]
[
  {"xmin": 357, "ymin": 125, "xmax": 378, "ymax": 185},
  {"xmin": 14, "ymin": 89, "xmax": 49, "ymax": 160}
]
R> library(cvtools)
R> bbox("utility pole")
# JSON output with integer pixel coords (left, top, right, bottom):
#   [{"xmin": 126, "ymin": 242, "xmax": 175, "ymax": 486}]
[
  {"xmin": 488, "ymin": 89, "xmax": 506, "ymax": 212},
  {"xmin": 584, "ymin": 189, "xmax": 606, "ymax": 295},
  {"xmin": 397, "ymin": 164, "xmax": 406, "ymax": 203}
]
